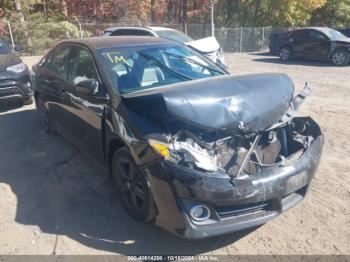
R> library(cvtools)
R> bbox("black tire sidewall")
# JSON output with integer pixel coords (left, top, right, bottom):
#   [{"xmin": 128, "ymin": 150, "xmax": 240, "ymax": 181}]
[
  {"xmin": 37, "ymin": 98, "xmax": 55, "ymax": 134},
  {"xmin": 111, "ymin": 147, "xmax": 155, "ymax": 222}
]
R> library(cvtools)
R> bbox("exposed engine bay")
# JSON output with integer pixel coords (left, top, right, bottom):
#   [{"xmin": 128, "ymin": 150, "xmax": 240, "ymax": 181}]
[
  {"xmin": 157, "ymin": 84, "xmax": 314, "ymax": 177},
  {"xmin": 122, "ymin": 73, "xmax": 318, "ymax": 177},
  {"xmin": 166, "ymin": 118, "xmax": 312, "ymax": 177}
]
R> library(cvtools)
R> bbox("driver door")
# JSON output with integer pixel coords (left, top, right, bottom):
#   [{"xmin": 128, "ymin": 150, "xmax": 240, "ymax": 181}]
[
  {"xmin": 63, "ymin": 45, "xmax": 109, "ymax": 164},
  {"xmin": 306, "ymin": 30, "xmax": 331, "ymax": 58}
]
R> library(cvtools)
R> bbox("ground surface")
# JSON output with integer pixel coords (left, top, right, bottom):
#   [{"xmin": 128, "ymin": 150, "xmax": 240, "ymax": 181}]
[{"xmin": 0, "ymin": 53, "xmax": 349, "ymax": 255}]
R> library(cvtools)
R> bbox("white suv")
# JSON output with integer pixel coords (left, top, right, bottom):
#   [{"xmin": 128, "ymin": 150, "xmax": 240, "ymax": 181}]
[{"xmin": 103, "ymin": 26, "xmax": 227, "ymax": 69}]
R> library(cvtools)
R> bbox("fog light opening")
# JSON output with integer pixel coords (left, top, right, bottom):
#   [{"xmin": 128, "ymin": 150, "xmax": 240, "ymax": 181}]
[{"xmin": 190, "ymin": 205, "xmax": 211, "ymax": 222}]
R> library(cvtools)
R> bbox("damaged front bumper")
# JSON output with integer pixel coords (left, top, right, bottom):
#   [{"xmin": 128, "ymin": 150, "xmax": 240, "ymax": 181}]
[{"xmin": 144, "ymin": 117, "xmax": 323, "ymax": 239}]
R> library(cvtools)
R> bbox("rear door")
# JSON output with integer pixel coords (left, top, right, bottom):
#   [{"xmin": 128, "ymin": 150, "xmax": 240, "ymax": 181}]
[
  {"xmin": 36, "ymin": 44, "xmax": 73, "ymax": 131},
  {"xmin": 290, "ymin": 30, "xmax": 309, "ymax": 56}
]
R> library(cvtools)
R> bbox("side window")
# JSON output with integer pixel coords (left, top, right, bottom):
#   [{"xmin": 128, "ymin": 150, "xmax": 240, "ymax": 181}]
[
  {"xmin": 111, "ymin": 29, "xmax": 153, "ymax": 36},
  {"xmin": 292, "ymin": 30, "xmax": 308, "ymax": 39},
  {"xmin": 49, "ymin": 46, "xmax": 71, "ymax": 78},
  {"xmin": 309, "ymin": 30, "xmax": 327, "ymax": 40},
  {"xmin": 67, "ymin": 47, "xmax": 99, "ymax": 85}
]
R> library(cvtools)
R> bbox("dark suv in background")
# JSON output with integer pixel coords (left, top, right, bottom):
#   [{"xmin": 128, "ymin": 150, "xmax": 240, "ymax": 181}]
[
  {"xmin": 0, "ymin": 38, "xmax": 32, "ymax": 109},
  {"xmin": 269, "ymin": 27, "xmax": 350, "ymax": 66}
]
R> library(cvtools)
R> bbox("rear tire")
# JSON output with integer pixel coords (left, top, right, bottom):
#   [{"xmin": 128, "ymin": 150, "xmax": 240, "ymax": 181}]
[
  {"xmin": 279, "ymin": 46, "xmax": 292, "ymax": 62},
  {"xmin": 332, "ymin": 49, "xmax": 349, "ymax": 66},
  {"xmin": 111, "ymin": 147, "xmax": 155, "ymax": 222},
  {"xmin": 36, "ymin": 98, "xmax": 55, "ymax": 135}
]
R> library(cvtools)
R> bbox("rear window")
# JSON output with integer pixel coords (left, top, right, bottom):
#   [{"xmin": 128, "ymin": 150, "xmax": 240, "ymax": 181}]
[
  {"xmin": 292, "ymin": 30, "xmax": 308, "ymax": 38},
  {"xmin": 110, "ymin": 29, "xmax": 153, "ymax": 36}
]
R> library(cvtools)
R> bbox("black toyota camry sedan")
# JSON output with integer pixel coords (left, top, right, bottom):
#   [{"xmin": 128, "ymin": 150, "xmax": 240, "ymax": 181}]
[
  {"xmin": 32, "ymin": 36, "xmax": 323, "ymax": 239},
  {"xmin": 0, "ymin": 38, "xmax": 32, "ymax": 108},
  {"xmin": 277, "ymin": 27, "xmax": 350, "ymax": 66}
]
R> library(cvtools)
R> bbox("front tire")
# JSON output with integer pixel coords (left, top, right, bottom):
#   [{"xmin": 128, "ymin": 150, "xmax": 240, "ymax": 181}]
[
  {"xmin": 280, "ymin": 46, "xmax": 292, "ymax": 62},
  {"xmin": 111, "ymin": 147, "xmax": 155, "ymax": 222},
  {"xmin": 332, "ymin": 49, "xmax": 349, "ymax": 66},
  {"xmin": 36, "ymin": 98, "xmax": 55, "ymax": 135}
]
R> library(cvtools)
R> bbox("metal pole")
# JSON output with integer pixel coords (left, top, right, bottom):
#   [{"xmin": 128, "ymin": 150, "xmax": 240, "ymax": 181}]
[
  {"xmin": 75, "ymin": 17, "xmax": 83, "ymax": 38},
  {"xmin": 3, "ymin": 18, "xmax": 15, "ymax": 52},
  {"xmin": 240, "ymin": 27, "xmax": 243, "ymax": 53},
  {"xmin": 211, "ymin": 2, "xmax": 215, "ymax": 37},
  {"xmin": 262, "ymin": 27, "xmax": 265, "ymax": 50}
]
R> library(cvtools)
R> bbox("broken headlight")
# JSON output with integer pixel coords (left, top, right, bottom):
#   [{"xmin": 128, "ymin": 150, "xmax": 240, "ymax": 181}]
[
  {"xmin": 148, "ymin": 139, "xmax": 171, "ymax": 160},
  {"xmin": 148, "ymin": 138, "xmax": 223, "ymax": 172}
]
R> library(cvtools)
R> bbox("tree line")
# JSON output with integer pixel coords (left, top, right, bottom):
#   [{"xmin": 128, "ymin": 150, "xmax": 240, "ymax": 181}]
[
  {"xmin": 1, "ymin": 0, "xmax": 350, "ymax": 27},
  {"xmin": 0, "ymin": 0, "xmax": 349, "ymax": 54}
]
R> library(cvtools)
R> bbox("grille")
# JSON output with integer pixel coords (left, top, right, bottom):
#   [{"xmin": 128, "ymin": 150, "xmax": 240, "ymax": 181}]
[
  {"xmin": 0, "ymin": 87, "xmax": 21, "ymax": 97},
  {"xmin": 0, "ymin": 80, "xmax": 16, "ymax": 88}
]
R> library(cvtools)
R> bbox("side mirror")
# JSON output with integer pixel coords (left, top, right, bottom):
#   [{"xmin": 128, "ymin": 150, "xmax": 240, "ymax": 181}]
[
  {"xmin": 14, "ymin": 46, "xmax": 25, "ymax": 53},
  {"xmin": 76, "ymin": 79, "xmax": 99, "ymax": 95}
]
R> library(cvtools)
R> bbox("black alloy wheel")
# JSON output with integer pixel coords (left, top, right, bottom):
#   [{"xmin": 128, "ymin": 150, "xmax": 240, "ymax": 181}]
[
  {"xmin": 280, "ymin": 46, "xmax": 292, "ymax": 62},
  {"xmin": 332, "ymin": 49, "xmax": 349, "ymax": 66},
  {"xmin": 112, "ymin": 147, "xmax": 155, "ymax": 222}
]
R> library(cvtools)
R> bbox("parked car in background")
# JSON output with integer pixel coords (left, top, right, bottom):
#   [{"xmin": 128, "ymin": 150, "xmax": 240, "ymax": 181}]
[
  {"xmin": 338, "ymin": 29, "xmax": 350, "ymax": 38},
  {"xmin": 0, "ymin": 38, "xmax": 32, "ymax": 109},
  {"xmin": 271, "ymin": 27, "xmax": 350, "ymax": 66},
  {"xmin": 32, "ymin": 36, "xmax": 323, "ymax": 239},
  {"xmin": 103, "ymin": 26, "xmax": 227, "ymax": 69},
  {"xmin": 269, "ymin": 31, "xmax": 289, "ymax": 55}
]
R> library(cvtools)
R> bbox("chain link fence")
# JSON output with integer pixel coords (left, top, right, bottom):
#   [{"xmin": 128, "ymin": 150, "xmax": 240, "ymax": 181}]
[{"xmin": 0, "ymin": 20, "xmax": 274, "ymax": 55}]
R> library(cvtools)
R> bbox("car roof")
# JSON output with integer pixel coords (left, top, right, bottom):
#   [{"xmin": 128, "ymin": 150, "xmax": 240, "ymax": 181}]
[
  {"xmin": 146, "ymin": 26, "xmax": 177, "ymax": 32},
  {"xmin": 104, "ymin": 26, "xmax": 153, "ymax": 32},
  {"xmin": 104, "ymin": 26, "xmax": 177, "ymax": 33},
  {"xmin": 291, "ymin": 27, "xmax": 332, "ymax": 32},
  {"xmin": 59, "ymin": 36, "xmax": 178, "ymax": 50}
]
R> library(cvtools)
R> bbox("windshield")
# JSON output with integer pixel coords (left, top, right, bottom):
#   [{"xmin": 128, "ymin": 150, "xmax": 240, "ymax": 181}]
[
  {"xmin": 320, "ymin": 28, "xmax": 347, "ymax": 40},
  {"xmin": 155, "ymin": 30, "xmax": 193, "ymax": 43},
  {"xmin": 0, "ymin": 39, "xmax": 11, "ymax": 55},
  {"xmin": 98, "ymin": 44, "xmax": 225, "ymax": 94}
]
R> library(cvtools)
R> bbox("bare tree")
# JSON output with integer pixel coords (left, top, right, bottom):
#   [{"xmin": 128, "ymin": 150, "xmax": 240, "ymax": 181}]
[
  {"xmin": 61, "ymin": 0, "xmax": 68, "ymax": 19},
  {"xmin": 151, "ymin": 0, "xmax": 156, "ymax": 23},
  {"xmin": 14, "ymin": 0, "xmax": 33, "ymax": 52},
  {"xmin": 182, "ymin": 0, "xmax": 187, "ymax": 32}
]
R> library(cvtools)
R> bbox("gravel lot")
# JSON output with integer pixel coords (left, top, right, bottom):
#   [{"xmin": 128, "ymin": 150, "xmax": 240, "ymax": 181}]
[{"xmin": 0, "ymin": 53, "xmax": 349, "ymax": 255}]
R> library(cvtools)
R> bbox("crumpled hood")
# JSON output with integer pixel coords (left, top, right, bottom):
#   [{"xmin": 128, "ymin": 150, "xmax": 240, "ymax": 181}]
[
  {"xmin": 0, "ymin": 53, "xmax": 22, "ymax": 71},
  {"xmin": 186, "ymin": 36, "xmax": 221, "ymax": 53},
  {"xmin": 122, "ymin": 73, "xmax": 294, "ymax": 133}
]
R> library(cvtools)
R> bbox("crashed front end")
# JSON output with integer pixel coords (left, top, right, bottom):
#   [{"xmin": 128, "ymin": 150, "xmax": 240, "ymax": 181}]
[{"xmin": 123, "ymin": 73, "xmax": 324, "ymax": 239}]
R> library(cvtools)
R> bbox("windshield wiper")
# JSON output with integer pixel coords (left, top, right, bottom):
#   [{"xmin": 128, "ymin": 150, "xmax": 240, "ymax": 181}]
[
  {"xmin": 163, "ymin": 52, "xmax": 224, "ymax": 75},
  {"xmin": 138, "ymin": 52, "xmax": 193, "ymax": 80}
]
